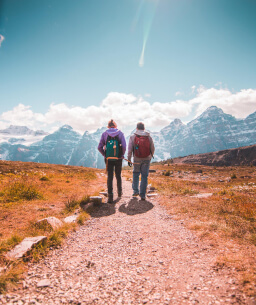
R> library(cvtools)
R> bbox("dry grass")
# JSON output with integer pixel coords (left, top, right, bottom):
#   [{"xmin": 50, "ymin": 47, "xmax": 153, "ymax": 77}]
[
  {"xmin": 143, "ymin": 162, "xmax": 256, "ymax": 296},
  {"xmin": 0, "ymin": 263, "xmax": 25, "ymax": 294},
  {"xmin": 77, "ymin": 211, "xmax": 90, "ymax": 225},
  {"xmin": 0, "ymin": 161, "xmax": 105, "ymax": 242},
  {"xmin": 0, "ymin": 180, "xmax": 43, "ymax": 203},
  {"xmin": 0, "ymin": 160, "xmax": 106, "ymax": 293}
]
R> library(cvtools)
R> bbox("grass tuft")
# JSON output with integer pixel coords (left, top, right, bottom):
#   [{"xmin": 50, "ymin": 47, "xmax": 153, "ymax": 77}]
[
  {"xmin": 0, "ymin": 181, "xmax": 43, "ymax": 202},
  {"xmin": 79, "ymin": 195, "xmax": 91, "ymax": 206},
  {"xmin": 48, "ymin": 225, "xmax": 70, "ymax": 248},
  {"xmin": 64, "ymin": 196, "xmax": 80, "ymax": 213},
  {"xmin": 0, "ymin": 263, "xmax": 25, "ymax": 294},
  {"xmin": 0, "ymin": 235, "xmax": 22, "ymax": 254},
  {"xmin": 77, "ymin": 212, "xmax": 90, "ymax": 225}
]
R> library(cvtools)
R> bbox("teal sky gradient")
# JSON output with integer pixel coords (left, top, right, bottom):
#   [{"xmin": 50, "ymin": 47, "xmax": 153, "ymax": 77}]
[{"xmin": 0, "ymin": 0, "xmax": 256, "ymax": 120}]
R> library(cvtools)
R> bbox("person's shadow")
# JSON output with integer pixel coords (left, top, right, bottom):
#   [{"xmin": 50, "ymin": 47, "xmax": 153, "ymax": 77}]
[
  {"xmin": 119, "ymin": 198, "xmax": 154, "ymax": 216},
  {"xmin": 86, "ymin": 200, "xmax": 117, "ymax": 218}
]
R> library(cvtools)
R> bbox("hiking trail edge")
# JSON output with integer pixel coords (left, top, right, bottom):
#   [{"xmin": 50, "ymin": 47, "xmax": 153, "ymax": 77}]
[{"xmin": 1, "ymin": 180, "xmax": 254, "ymax": 305}]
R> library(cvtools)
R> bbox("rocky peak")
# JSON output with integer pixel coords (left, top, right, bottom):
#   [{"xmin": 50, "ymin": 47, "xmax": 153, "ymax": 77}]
[
  {"xmin": 198, "ymin": 106, "xmax": 224, "ymax": 119},
  {"xmin": 59, "ymin": 125, "xmax": 73, "ymax": 131},
  {"xmin": 172, "ymin": 118, "xmax": 183, "ymax": 126},
  {"xmin": 83, "ymin": 131, "xmax": 89, "ymax": 138},
  {"xmin": 160, "ymin": 118, "xmax": 184, "ymax": 135}
]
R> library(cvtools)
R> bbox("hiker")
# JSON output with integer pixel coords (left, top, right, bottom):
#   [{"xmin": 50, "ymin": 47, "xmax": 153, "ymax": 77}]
[
  {"xmin": 98, "ymin": 119, "xmax": 126, "ymax": 203},
  {"xmin": 127, "ymin": 122, "xmax": 155, "ymax": 200}
]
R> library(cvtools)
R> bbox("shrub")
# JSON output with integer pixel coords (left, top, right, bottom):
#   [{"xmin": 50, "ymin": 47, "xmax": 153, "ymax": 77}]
[
  {"xmin": 231, "ymin": 173, "xmax": 237, "ymax": 179},
  {"xmin": 163, "ymin": 170, "xmax": 171, "ymax": 176},
  {"xmin": 39, "ymin": 176, "xmax": 49, "ymax": 181}
]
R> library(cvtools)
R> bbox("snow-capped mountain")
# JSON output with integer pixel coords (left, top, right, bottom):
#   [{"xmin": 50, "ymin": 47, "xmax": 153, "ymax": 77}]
[
  {"xmin": 151, "ymin": 106, "xmax": 256, "ymax": 159},
  {"xmin": 0, "ymin": 125, "xmax": 49, "ymax": 145},
  {"xmin": 0, "ymin": 106, "xmax": 256, "ymax": 168}
]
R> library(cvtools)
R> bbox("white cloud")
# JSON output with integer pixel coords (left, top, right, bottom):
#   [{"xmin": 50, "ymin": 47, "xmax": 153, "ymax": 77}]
[
  {"xmin": 0, "ymin": 35, "xmax": 5, "ymax": 47},
  {"xmin": 0, "ymin": 104, "xmax": 46, "ymax": 129},
  {"xmin": 189, "ymin": 87, "xmax": 256, "ymax": 118},
  {"xmin": 0, "ymin": 87, "xmax": 255, "ymax": 133},
  {"xmin": 175, "ymin": 91, "xmax": 183, "ymax": 96},
  {"xmin": 0, "ymin": 93, "xmax": 192, "ymax": 133}
]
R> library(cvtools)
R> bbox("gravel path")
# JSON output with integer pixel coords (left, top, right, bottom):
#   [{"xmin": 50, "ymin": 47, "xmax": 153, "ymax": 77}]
[{"xmin": 1, "ymin": 180, "xmax": 253, "ymax": 305}]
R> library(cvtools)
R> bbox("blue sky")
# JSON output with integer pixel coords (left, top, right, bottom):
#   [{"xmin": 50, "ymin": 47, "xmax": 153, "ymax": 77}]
[{"xmin": 0, "ymin": 0, "xmax": 256, "ymax": 132}]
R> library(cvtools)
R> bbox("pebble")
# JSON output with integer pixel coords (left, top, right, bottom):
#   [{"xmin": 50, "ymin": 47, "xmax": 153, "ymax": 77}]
[{"xmin": 37, "ymin": 279, "xmax": 51, "ymax": 287}]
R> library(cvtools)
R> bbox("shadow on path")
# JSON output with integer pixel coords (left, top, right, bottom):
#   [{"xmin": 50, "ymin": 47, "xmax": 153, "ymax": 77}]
[
  {"xmin": 87, "ymin": 202, "xmax": 116, "ymax": 218},
  {"xmin": 119, "ymin": 198, "xmax": 154, "ymax": 216}
]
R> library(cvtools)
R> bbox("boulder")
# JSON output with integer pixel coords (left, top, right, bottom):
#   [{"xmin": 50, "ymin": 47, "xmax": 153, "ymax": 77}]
[
  {"xmin": 36, "ymin": 217, "xmax": 63, "ymax": 230},
  {"xmin": 6, "ymin": 236, "xmax": 47, "ymax": 260}
]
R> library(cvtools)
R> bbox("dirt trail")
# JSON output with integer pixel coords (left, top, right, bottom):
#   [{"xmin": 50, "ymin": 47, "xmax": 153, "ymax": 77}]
[{"xmin": 1, "ymin": 180, "xmax": 253, "ymax": 304}]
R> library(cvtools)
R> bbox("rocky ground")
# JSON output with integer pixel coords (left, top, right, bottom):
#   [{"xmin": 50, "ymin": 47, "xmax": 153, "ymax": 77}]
[{"xmin": 1, "ymin": 180, "xmax": 255, "ymax": 305}]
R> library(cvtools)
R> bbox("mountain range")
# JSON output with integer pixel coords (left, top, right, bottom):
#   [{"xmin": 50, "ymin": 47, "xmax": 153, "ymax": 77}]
[{"xmin": 0, "ymin": 106, "xmax": 255, "ymax": 168}]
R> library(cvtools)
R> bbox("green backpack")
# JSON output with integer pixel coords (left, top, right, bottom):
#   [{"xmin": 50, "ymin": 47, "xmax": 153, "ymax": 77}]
[{"xmin": 105, "ymin": 136, "xmax": 120, "ymax": 160}]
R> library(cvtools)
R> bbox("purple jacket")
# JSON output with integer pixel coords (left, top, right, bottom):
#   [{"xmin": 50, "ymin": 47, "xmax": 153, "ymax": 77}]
[{"xmin": 98, "ymin": 128, "xmax": 126, "ymax": 158}]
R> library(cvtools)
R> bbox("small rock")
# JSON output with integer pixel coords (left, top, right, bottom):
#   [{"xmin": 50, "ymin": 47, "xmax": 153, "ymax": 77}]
[
  {"xmin": 90, "ymin": 196, "xmax": 102, "ymax": 205},
  {"xmin": 37, "ymin": 279, "xmax": 50, "ymax": 287},
  {"xmin": 64, "ymin": 215, "xmax": 78, "ymax": 223},
  {"xmin": 99, "ymin": 192, "xmax": 108, "ymax": 197},
  {"xmin": 191, "ymin": 193, "xmax": 213, "ymax": 198},
  {"xmin": 147, "ymin": 193, "xmax": 158, "ymax": 197}
]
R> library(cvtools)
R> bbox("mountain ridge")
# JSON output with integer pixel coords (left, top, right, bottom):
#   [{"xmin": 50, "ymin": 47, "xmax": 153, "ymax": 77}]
[
  {"xmin": 0, "ymin": 106, "xmax": 255, "ymax": 168},
  {"xmin": 172, "ymin": 144, "xmax": 256, "ymax": 166}
]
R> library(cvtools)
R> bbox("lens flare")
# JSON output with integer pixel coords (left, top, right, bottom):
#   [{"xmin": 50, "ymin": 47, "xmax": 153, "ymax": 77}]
[
  {"xmin": 0, "ymin": 35, "xmax": 5, "ymax": 47},
  {"xmin": 134, "ymin": 0, "xmax": 159, "ymax": 67}
]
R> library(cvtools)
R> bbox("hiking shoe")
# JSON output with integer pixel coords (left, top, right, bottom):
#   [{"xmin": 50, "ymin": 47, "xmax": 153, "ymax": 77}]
[
  {"xmin": 107, "ymin": 194, "xmax": 113, "ymax": 203},
  {"xmin": 140, "ymin": 196, "xmax": 146, "ymax": 201},
  {"xmin": 132, "ymin": 193, "xmax": 139, "ymax": 197}
]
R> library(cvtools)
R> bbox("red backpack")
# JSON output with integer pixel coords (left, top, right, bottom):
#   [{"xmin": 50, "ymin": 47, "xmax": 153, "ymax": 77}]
[{"xmin": 134, "ymin": 135, "xmax": 151, "ymax": 158}]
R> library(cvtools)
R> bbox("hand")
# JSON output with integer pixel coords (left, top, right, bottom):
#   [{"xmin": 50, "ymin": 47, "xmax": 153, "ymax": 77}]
[{"xmin": 128, "ymin": 161, "xmax": 132, "ymax": 167}]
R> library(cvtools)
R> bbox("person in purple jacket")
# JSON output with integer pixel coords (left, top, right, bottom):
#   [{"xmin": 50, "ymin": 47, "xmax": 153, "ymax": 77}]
[{"xmin": 98, "ymin": 119, "xmax": 126, "ymax": 203}]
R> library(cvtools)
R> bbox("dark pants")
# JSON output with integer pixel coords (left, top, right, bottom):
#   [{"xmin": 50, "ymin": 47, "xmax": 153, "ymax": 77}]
[{"xmin": 107, "ymin": 159, "xmax": 122, "ymax": 195}]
